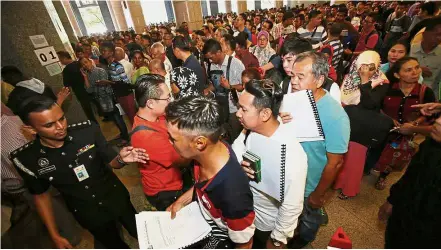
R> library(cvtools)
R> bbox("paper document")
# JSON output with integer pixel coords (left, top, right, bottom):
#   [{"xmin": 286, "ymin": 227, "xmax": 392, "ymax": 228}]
[
  {"xmin": 280, "ymin": 90, "xmax": 324, "ymax": 142},
  {"xmin": 136, "ymin": 202, "xmax": 211, "ymax": 249},
  {"xmin": 247, "ymin": 132, "xmax": 287, "ymax": 202}
]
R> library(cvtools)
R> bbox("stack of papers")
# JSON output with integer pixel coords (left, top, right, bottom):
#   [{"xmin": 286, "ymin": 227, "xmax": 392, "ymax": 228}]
[{"xmin": 136, "ymin": 202, "xmax": 211, "ymax": 249}]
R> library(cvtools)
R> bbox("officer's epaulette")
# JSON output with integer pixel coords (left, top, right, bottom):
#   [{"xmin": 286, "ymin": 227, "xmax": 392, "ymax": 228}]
[
  {"xmin": 67, "ymin": 120, "xmax": 92, "ymax": 130},
  {"xmin": 9, "ymin": 140, "xmax": 35, "ymax": 159}
]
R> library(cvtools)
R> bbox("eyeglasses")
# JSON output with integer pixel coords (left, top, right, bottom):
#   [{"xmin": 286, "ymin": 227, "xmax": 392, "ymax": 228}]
[{"xmin": 152, "ymin": 96, "xmax": 172, "ymax": 102}]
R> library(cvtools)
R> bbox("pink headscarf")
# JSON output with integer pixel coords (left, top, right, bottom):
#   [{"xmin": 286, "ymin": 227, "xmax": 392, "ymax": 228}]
[{"xmin": 257, "ymin": 30, "xmax": 269, "ymax": 40}]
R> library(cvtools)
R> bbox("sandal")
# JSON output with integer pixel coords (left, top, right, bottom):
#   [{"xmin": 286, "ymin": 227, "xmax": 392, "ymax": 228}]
[
  {"xmin": 338, "ymin": 192, "xmax": 350, "ymax": 200},
  {"xmin": 375, "ymin": 177, "xmax": 387, "ymax": 190}
]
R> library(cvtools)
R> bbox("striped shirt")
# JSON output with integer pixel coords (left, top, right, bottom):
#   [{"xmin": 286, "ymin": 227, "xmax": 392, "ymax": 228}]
[
  {"xmin": 1, "ymin": 115, "xmax": 29, "ymax": 194},
  {"xmin": 193, "ymin": 143, "xmax": 255, "ymax": 245},
  {"xmin": 321, "ymin": 39, "xmax": 344, "ymax": 70},
  {"xmin": 296, "ymin": 25, "xmax": 328, "ymax": 49}
]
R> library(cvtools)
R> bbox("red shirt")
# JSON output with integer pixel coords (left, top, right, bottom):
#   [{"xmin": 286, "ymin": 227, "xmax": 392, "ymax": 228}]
[
  {"xmin": 354, "ymin": 28, "xmax": 379, "ymax": 52},
  {"xmin": 131, "ymin": 115, "xmax": 182, "ymax": 196}
]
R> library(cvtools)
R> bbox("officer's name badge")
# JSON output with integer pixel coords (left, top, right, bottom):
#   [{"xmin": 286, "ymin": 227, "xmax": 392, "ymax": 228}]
[{"xmin": 77, "ymin": 144, "xmax": 95, "ymax": 156}]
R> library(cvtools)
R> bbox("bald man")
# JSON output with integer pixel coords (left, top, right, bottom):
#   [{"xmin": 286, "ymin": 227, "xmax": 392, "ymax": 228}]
[
  {"xmin": 150, "ymin": 42, "xmax": 173, "ymax": 74},
  {"xmin": 149, "ymin": 59, "xmax": 171, "ymax": 91},
  {"xmin": 115, "ymin": 47, "xmax": 133, "ymax": 79}
]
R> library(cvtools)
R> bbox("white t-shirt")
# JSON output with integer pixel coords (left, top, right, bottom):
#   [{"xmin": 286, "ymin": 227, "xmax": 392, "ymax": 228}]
[{"xmin": 232, "ymin": 124, "xmax": 307, "ymax": 244}]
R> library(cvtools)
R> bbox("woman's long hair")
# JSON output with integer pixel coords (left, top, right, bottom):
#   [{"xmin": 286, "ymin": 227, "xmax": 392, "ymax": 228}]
[{"xmin": 386, "ymin": 57, "xmax": 419, "ymax": 84}]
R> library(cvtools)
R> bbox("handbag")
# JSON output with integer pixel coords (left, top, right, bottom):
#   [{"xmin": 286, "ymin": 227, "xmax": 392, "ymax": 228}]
[{"xmin": 375, "ymin": 135, "xmax": 417, "ymax": 172}]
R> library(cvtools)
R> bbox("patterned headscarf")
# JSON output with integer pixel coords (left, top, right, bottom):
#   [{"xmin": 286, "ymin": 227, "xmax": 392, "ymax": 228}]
[
  {"xmin": 171, "ymin": 66, "xmax": 199, "ymax": 99},
  {"xmin": 341, "ymin": 51, "xmax": 389, "ymax": 105},
  {"xmin": 250, "ymin": 31, "xmax": 276, "ymax": 67}
]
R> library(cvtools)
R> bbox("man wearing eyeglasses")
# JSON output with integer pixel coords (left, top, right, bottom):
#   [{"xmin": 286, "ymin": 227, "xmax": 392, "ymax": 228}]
[
  {"xmin": 344, "ymin": 13, "xmax": 380, "ymax": 59},
  {"xmin": 131, "ymin": 74, "xmax": 189, "ymax": 211}
]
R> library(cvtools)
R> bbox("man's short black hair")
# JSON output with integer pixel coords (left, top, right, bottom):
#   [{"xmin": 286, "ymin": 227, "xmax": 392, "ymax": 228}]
[
  {"xmin": 239, "ymin": 13, "xmax": 247, "ymax": 21},
  {"xmin": 308, "ymin": 10, "xmax": 321, "ymax": 20},
  {"xmin": 367, "ymin": 13, "xmax": 379, "ymax": 23},
  {"xmin": 235, "ymin": 32, "xmax": 248, "ymax": 49},
  {"xmin": 283, "ymin": 11, "xmax": 295, "ymax": 22},
  {"xmin": 1, "ymin": 65, "xmax": 26, "ymax": 86},
  {"xmin": 202, "ymin": 39, "xmax": 222, "ymax": 55},
  {"xmin": 141, "ymin": 34, "xmax": 151, "ymax": 41},
  {"xmin": 165, "ymin": 96, "xmax": 223, "ymax": 143},
  {"xmin": 100, "ymin": 41, "xmax": 115, "ymax": 52},
  {"xmin": 244, "ymin": 79, "xmax": 284, "ymax": 117},
  {"xmin": 194, "ymin": 30, "xmax": 205, "ymax": 37},
  {"xmin": 328, "ymin": 22, "xmax": 344, "ymax": 37},
  {"xmin": 280, "ymin": 36, "xmax": 312, "ymax": 57},
  {"xmin": 216, "ymin": 18, "xmax": 223, "ymax": 23},
  {"xmin": 172, "ymin": 36, "xmax": 191, "ymax": 52},
  {"xmin": 421, "ymin": 2, "xmax": 437, "ymax": 16},
  {"xmin": 337, "ymin": 7, "xmax": 348, "ymax": 15},
  {"xmin": 264, "ymin": 20, "xmax": 274, "ymax": 30},
  {"xmin": 75, "ymin": 46, "xmax": 84, "ymax": 53},
  {"xmin": 134, "ymin": 74, "xmax": 165, "ymax": 108},
  {"xmin": 82, "ymin": 43, "xmax": 91, "ymax": 48},
  {"xmin": 176, "ymin": 27, "xmax": 189, "ymax": 36},
  {"xmin": 223, "ymin": 34, "xmax": 236, "ymax": 51},
  {"xmin": 17, "ymin": 95, "xmax": 57, "ymax": 125},
  {"xmin": 424, "ymin": 16, "xmax": 441, "ymax": 32},
  {"xmin": 56, "ymin": 51, "xmax": 72, "ymax": 60}
]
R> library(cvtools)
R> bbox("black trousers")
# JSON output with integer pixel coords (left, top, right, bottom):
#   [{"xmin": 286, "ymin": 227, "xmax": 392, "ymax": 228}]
[
  {"xmin": 88, "ymin": 203, "xmax": 137, "ymax": 249},
  {"xmin": 77, "ymin": 95, "xmax": 97, "ymax": 123},
  {"xmin": 145, "ymin": 190, "xmax": 182, "ymax": 211},
  {"xmin": 252, "ymin": 229, "xmax": 271, "ymax": 249}
]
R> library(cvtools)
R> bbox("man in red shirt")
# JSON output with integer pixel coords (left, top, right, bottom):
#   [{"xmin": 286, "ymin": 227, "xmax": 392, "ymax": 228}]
[
  {"xmin": 344, "ymin": 13, "xmax": 379, "ymax": 59},
  {"xmin": 131, "ymin": 74, "xmax": 188, "ymax": 211}
]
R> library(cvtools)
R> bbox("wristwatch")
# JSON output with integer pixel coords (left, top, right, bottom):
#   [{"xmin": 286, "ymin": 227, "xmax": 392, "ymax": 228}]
[{"xmin": 271, "ymin": 238, "xmax": 283, "ymax": 247}]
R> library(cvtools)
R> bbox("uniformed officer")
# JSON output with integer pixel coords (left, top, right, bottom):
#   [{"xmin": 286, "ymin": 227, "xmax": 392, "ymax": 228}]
[{"xmin": 10, "ymin": 95, "xmax": 149, "ymax": 249}]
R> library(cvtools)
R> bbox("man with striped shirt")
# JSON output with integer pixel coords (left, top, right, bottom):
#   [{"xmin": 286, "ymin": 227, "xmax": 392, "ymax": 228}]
[
  {"xmin": 166, "ymin": 96, "xmax": 255, "ymax": 248},
  {"xmin": 320, "ymin": 23, "xmax": 344, "ymax": 81},
  {"xmin": 296, "ymin": 10, "xmax": 328, "ymax": 50}
]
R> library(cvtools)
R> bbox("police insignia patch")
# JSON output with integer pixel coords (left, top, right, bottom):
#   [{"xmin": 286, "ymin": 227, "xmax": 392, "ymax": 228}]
[{"xmin": 38, "ymin": 158, "xmax": 50, "ymax": 168}]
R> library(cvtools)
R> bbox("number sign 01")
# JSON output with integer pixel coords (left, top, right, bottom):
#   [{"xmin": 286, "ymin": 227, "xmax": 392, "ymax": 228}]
[{"xmin": 34, "ymin": 46, "xmax": 59, "ymax": 66}]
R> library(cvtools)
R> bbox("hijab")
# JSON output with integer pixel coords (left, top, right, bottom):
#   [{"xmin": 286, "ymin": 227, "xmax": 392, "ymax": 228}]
[
  {"xmin": 250, "ymin": 31, "xmax": 276, "ymax": 67},
  {"xmin": 171, "ymin": 67, "xmax": 199, "ymax": 99},
  {"xmin": 341, "ymin": 51, "xmax": 389, "ymax": 105}
]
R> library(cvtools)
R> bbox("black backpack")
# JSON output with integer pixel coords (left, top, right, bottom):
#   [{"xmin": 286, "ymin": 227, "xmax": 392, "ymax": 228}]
[
  {"xmin": 364, "ymin": 30, "xmax": 383, "ymax": 51},
  {"xmin": 129, "ymin": 125, "xmax": 158, "ymax": 145}
]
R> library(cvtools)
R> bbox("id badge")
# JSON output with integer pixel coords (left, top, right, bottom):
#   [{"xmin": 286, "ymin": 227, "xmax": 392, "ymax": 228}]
[{"xmin": 73, "ymin": 164, "xmax": 90, "ymax": 182}]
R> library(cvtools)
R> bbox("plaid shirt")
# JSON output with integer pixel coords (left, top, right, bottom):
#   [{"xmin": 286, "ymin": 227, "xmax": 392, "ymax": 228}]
[{"xmin": 85, "ymin": 67, "xmax": 115, "ymax": 113}]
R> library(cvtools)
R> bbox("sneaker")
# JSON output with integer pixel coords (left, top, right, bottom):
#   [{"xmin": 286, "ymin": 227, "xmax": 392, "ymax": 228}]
[{"xmin": 288, "ymin": 235, "xmax": 310, "ymax": 249}]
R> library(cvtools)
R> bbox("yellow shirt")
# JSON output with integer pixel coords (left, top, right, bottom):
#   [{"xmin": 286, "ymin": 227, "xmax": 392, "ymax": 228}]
[{"xmin": 1, "ymin": 81, "xmax": 14, "ymax": 104}]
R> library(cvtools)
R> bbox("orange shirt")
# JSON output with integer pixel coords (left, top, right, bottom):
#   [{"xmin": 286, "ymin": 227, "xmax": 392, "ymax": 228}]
[{"xmin": 131, "ymin": 115, "xmax": 182, "ymax": 196}]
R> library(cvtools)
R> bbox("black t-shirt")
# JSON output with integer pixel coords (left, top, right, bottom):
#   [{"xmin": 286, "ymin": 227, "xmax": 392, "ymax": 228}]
[
  {"xmin": 166, "ymin": 46, "xmax": 182, "ymax": 68},
  {"xmin": 62, "ymin": 61, "xmax": 88, "ymax": 99},
  {"xmin": 183, "ymin": 54, "xmax": 207, "ymax": 92}
]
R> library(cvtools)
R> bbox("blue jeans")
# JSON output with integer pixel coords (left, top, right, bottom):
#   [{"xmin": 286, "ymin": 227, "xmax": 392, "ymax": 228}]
[{"xmin": 298, "ymin": 200, "xmax": 322, "ymax": 242}]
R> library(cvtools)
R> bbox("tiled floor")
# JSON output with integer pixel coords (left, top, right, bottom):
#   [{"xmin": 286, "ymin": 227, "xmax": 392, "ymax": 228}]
[{"xmin": 73, "ymin": 117, "xmax": 405, "ymax": 249}]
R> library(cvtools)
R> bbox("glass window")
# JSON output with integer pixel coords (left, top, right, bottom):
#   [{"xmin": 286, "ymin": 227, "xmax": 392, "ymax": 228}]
[{"xmin": 140, "ymin": 0, "xmax": 170, "ymax": 24}]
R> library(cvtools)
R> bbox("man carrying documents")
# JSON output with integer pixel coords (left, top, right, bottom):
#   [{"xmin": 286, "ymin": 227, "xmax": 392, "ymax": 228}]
[
  {"xmin": 280, "ymin": 51, "xmax": 350, "ymax": 248},
  {"xmin": 232, "ymin": 79, "xmax": 308, "ymax": 248},
  {"xmin": 164, "ymin": 96, "xmax": 256, "ymax": 249}
]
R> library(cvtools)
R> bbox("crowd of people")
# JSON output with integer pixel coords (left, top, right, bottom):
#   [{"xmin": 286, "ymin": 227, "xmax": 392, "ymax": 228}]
[{"xmin": 1, "ymin": 0, "xmax": 441, "ymax": 249}]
